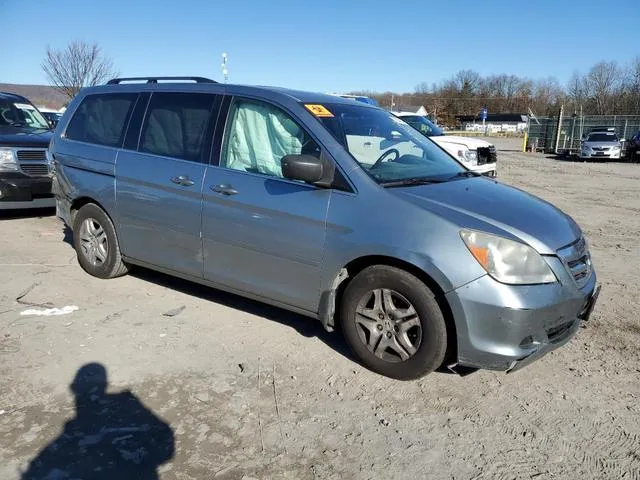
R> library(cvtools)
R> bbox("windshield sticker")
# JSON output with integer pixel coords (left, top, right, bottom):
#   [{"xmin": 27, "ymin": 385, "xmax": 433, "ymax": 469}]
[
  {"xmin": 14, "ymin": 103, "xmax": 36, "ymax": 110},
  {"xmin": 304, "ymin": 104, "xmax": 334, "ymax": 118}
]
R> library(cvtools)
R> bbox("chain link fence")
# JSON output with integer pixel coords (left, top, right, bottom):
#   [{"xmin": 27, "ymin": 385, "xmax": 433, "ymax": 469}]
[{"xmin": 527, "ymin": 114, "xmax": 640, "ymax": 155}]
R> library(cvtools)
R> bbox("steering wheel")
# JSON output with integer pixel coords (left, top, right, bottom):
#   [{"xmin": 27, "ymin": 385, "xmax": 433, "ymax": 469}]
[{"xmin": 371, "ymin": 148, "xmax": 400, "ymax": 169}]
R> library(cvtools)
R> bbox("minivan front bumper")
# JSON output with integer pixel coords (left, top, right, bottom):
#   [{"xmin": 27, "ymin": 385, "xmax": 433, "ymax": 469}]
[{"xmin": 445, "ymin": 266, "xmax": 599, "ymax": 372}]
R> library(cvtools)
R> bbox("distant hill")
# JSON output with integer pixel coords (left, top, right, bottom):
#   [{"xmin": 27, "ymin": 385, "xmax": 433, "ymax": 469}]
[{"xmin": 0, "ymin": 83, "xmax": 68, "ymax": 109}]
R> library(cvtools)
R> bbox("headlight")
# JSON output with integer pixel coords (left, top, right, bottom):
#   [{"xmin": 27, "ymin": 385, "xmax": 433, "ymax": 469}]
[
  {"xmin": 460, "ymin": 230, "xmax": 556, "ymax": 284},
  {"xmin": 457, "ymin": 149, "xmax": 477, "ymax": 165},
  {"xmin": 0, "ymin": 148, "xmax": 19, "ymax": 171},
  {"xmin": 611, "ymin": 146, "xmax": 621, "ymax": 151}
]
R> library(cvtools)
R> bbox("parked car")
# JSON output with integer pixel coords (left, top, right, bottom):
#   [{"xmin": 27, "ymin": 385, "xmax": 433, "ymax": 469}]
[
  {"xmin": 393, "ymin": 112, "xmax": 497, "ymax": 177},
  {"xmin": 334, "ymin": 94, "xmax": 379, "ymax": 107},
  {"xmin": 38, "ymin": 108, "xmax": 64, "ymax": 128},
  {"xmin": 625, "ymin": 130, "xmax": 640, "ymax": 162},
  {"xmin": 51, "ymin": 76, "xmax": 599, "ymax": 380},
  {"xmin": 580, "ymin": 130, "xmax": 623, "ymax": 161},
  {"xmin": 0, "ymin": 92, "xmax": 55, "ymax": 210}
]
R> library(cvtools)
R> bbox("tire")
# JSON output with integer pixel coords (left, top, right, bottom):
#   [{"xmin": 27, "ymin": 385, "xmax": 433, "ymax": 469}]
[
  {"xmin": 340, "ymin": 265, "xmax": 447, "ymax": 380},
  {"xmin": 72, "ymin": 203, "xmax": 129, "ymax": 279}
]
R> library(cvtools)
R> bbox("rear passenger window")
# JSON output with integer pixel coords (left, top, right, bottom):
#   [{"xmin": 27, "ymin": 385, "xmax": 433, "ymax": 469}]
[
  {"xmin": 65, "ymin": 93, "xmax": 136, "ymax": 147},
  {"xmin": 139, "ymin": 92, "xmax": 215, "ymax": 162}
]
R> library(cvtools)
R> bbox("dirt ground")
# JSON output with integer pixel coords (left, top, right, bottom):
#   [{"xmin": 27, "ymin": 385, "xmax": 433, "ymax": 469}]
[{"xmin": 1, "ymin": 143, "xmax": 639, "ymax": 480}]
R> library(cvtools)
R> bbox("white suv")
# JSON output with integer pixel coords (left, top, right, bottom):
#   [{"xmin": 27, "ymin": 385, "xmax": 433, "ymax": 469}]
[{"xmin": 393, "ymin": 112, "xmax": 497, "ymax": 177}]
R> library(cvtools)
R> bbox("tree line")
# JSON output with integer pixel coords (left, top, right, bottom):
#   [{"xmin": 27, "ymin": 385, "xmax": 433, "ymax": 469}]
[
  {"xmin": 355, "ymin": 57, "xmax": 640, "ymax": 126},
  {"xmin": 40, "ymin": 42, "xmax": 640, "ymax": 127}
]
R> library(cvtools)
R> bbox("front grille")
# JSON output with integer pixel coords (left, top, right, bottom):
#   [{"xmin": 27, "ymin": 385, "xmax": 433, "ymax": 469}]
[
  {"xmin": 16, "ymin": 150, "xmax": 47, "ymax": 161},
  {"xmin": 20, "ymin": 164, "xmax": 50, "ymax": 176},
  {"xmin": 557, "ymin": 237, "xmax": 592, "ymax": 288},
  {"xmin": 476, "ymin": 146, "xmax": 497, "ymax": 165}
]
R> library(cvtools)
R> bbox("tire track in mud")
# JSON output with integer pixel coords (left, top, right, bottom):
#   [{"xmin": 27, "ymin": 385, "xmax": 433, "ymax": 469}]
[{"xmin": 415, "ymin": 381, "xmax": 640, "ymax": 479}]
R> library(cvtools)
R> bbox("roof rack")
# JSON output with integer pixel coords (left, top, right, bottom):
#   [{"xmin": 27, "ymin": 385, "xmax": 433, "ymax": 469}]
[{"xmin": 106, "ymin": 76, "xmax": 217, "ymax": 85}]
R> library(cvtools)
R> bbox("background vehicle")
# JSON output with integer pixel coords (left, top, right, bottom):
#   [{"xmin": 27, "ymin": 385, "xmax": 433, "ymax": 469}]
[
  {"xmin": 52, "ymin": 77, "xmax": 598, "ymax": 380},
  {"xmin": 38, "ymin": 108, "xmax": 64, "ymax": 128},
  {"xmin": 334, "ymin": 94, "xmax": 380, "ymax": 107},
  {"xmin": 0, "ymin": 92, "xmax": 54, "ymax": 210},
  {"xmin": 393, "ymin": 112, "xmax": 497, "ymax": 177},
  {"xmin": 625, "ymin": 130, "xmax": 640, "ymax": 162},
  {"xmin": 580, "ymin": 130, "xmax": 623, "ymax": 161}
]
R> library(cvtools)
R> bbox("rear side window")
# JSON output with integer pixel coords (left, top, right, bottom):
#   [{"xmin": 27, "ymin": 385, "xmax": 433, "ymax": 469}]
[
  {"xmin": 65, "ymin": 93, "xmax": 136, "ymax": 147},
  {"xmin": 139, "ymin": 92, "xmax": 215, "ymax": 163}
]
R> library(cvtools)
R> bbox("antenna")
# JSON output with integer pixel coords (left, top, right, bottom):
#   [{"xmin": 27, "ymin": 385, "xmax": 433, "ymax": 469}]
[{"xmin": 221, "ymin": 53, "xmax": 228, "ymax": 83}]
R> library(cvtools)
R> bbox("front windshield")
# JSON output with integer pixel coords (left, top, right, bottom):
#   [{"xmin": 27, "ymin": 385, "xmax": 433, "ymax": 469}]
[
  {"xmin": 399, "ymin": 115, "xmax": 444, "ymax": 137},
  {"xmin": 587, "ymin": 133, "xmax": 618, "ymax": 142},
  {"xmin": 316, "ymin": 104, "xmax": 464, "ymax": 184},
  {"xmin": 0, "ymin": 99, "xmax": 50, "ymax": 129}
]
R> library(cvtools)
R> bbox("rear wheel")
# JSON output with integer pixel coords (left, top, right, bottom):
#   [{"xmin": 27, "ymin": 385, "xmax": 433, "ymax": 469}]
[
  {"xmin": 73, "ymin": 203, "xmax": 129, "ymax": 279},
  {"xmin": 340, "ymin": 265, "xmax": 447, "ymax": 380}
]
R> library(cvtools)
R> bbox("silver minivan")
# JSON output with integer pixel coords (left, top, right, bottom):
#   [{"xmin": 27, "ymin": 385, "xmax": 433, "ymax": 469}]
[{"xmin": 51, "ymin": 77, "xmax": 600, "ymax": 379}]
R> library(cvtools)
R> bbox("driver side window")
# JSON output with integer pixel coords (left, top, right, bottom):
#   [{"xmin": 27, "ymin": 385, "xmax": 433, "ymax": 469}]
[{"xmin": 220, "ymin": 99, "xmax": 320, "ymax": 178}]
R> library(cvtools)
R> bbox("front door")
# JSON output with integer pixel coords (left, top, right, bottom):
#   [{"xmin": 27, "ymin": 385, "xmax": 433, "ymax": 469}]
[
  {"xmin": 116, "ymin": 92, "xmax": 219, "ymax": 277},
  {"xmin": 202, "ymin": 97, "xmax": 330, "ymax": 312}
]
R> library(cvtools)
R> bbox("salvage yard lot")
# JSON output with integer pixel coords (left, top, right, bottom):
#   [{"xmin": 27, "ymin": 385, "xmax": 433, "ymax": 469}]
[{"xmin": 1, "ymin": 147, "xmax": 639, "ymax": 479}]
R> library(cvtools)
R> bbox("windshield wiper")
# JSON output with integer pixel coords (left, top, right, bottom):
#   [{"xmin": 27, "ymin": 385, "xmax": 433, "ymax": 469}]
[{"xmin": 381, "ymin": 177, "xmax": 446, "ymax": 188}]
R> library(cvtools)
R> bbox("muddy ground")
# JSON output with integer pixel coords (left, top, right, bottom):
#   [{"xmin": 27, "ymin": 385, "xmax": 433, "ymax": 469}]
[{"xmin": 1, "ymin": 143, "xmax": 639, "ymax": 479}]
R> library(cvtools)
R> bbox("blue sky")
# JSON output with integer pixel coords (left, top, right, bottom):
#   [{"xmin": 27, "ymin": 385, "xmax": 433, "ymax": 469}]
[{"xmin": 1, "ymin": 0, "xmax": 639, "ymax": 93}]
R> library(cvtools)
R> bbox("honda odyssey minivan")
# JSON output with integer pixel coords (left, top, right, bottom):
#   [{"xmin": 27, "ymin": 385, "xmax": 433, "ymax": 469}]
[{"xmin": 51, "ymin": 76, "xmax": 600, "ymax": 380}]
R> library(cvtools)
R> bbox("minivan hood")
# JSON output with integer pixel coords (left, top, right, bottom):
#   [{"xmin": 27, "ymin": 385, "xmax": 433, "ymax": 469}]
[
  {"xmin": 431, "ymin": 135, "xmax": 491, "ymax": 150},
  {"xmin": 0, "ymin": 126, "xmax": 53, "ymax": 148},
  {"xmin": 391, "ymin": 178, "xmax": 581, "ymax": 254}
]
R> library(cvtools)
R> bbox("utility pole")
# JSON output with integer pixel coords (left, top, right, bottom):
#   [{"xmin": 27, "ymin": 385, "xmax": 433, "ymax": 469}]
[{"xmin": 221, "ymin": 53, "xmax": 228, "ymax": 83}]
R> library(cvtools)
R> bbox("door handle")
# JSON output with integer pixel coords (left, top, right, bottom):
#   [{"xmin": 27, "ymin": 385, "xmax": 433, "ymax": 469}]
[
  {"xmin": 170, "ymin": 175, "xmax": 195, "ymax": 187},
  {"xmin": 211, "ymin": 184, "xmax": 238, "ymax": 196}
]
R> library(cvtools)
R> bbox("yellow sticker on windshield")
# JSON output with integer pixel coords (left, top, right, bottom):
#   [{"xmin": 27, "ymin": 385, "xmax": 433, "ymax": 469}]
[{"xmin": 305, "ymin": 104, "xmax": 334, "ymax": 117}]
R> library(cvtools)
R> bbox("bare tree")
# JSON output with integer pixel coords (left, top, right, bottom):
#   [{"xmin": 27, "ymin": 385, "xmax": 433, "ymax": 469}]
[
  {"xmin": 453, "ymin": 70, "xmax": 481, "ymax": 96},
  {"xmin": 532, "ymin": 77, "xmax": 564, "ymax": 114},
  {"xmin": 584, "ymin": 61, "xmax": 621, "ymax": 114},
  {"xmin": 42, "ymin": 41, "xmax": 118, "ymax": 99},
  {"xmin": 623, "ymin": 56, "xmax": 640, "ymax": 114},
  {"xmin": 567, "ymin": 71, "xmax": 586, "ymax": 111}
]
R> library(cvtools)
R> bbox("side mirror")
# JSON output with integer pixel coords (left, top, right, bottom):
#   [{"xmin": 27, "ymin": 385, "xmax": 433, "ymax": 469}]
[
  {"xmin": 49, "ymin": 119, "xmax": 58, "ymax": 129},
  {"xmin": 282, "ymin": 154, "xmax": 325, "ymax": 184}
]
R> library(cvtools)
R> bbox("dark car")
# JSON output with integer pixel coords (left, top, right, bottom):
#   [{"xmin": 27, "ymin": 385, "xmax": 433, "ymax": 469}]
[
  {"xmin": 40, "ymin": 110, "xmax": 63, "ymax": 128},
  {"xmin": 0, "ymin": 92, "xmax": 55, "ymax": 210},
  {"xmin": 626, "ymin": 130, "xmax": 640, "ymax": 162}
]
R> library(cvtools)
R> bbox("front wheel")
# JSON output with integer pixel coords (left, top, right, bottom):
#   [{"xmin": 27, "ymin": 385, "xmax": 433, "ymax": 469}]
[
  {"xmin": 73, "ymin": 203, "xmax": 129, "ymax": 279},
  {"xmin": 340, "ymin": 265, "xmax": 447, "ymax": 380}
]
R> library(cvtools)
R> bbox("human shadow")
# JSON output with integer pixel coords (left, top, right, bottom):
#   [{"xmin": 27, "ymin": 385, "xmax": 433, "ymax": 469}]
[
  {"xmin": 131, "ymin": 267, "xmax": 358, "ymax": 365},
  {"xmin": 21, "ymin": 363, "xmax": 174, "ymax": 480}
]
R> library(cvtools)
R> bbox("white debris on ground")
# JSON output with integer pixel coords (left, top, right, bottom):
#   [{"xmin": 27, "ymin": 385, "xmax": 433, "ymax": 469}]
[{"xmin": 19, "ymin": 306, "xmax": 79, "ymax": 316}]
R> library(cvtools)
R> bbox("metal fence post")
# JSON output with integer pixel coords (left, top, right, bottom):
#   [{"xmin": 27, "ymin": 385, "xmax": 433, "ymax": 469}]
[
  {"xmin": 554, "ymin": 105, "xmax": 564, "ymax": 154},
  {"xmin": 579, "ymin": 105, "xmax": 583, "ymax": 141}
]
